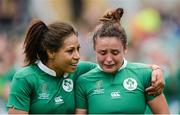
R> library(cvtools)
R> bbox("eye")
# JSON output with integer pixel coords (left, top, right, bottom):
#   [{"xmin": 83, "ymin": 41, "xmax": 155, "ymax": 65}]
[
  {"xmin": 112, "ymin": 50, "xmax": 120, "ymax": 55},
  {"xmin": 77, "ymin": 46, "xmax": 80, "ymax": 52},
  {"xmin": 98, "ymin": 50, "xmax": 106, "ymax": 55},
  {"xmin": 67, "ymin": 49, "xmax": 74, "ymax": 54}
]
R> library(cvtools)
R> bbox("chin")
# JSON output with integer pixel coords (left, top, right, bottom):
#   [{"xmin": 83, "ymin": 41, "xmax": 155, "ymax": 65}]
[
  {"xmin": 68, "ymin": 68, "xmax": 77, "ymax": 73},
  {"xmin": 103, "ymin": 68, "xmax": 116, "ymax": 73}
]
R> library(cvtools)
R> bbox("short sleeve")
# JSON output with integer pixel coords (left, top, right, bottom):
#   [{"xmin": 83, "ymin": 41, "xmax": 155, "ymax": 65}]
[
  {"xmin": 75, "ymin": 76, "xmax": 88, "ymax": 109},
  {"xmin": 7, "ymin": 73, "xmax": 32, "ymax": 112}
]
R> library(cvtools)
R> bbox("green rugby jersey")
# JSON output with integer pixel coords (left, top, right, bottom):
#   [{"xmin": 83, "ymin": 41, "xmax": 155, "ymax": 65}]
[
  {"xmin": 76, "ymin": 61, "xmax": 155, "ymax": 114},
  {"xmin": 7, "ymin": 61, "xmax": 96, "ymax": 114}
]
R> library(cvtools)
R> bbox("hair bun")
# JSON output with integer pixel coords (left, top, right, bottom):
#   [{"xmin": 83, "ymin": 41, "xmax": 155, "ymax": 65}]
[{"xmin": 100, "ymin": 8, "xmax": 124, "ymax": 22}]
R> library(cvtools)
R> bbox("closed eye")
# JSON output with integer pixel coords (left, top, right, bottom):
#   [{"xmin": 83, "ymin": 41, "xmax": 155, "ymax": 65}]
[
  {"xmin": 98, "ymin": 50, "xmax": 107, "ymax": 55},
  {"xmin": 111, "ymin": 50, "xmax": 120, "ymax": 55},
  {"xmin": 66, "ymin": 49, "xmax": 74, "ymax": 54}
]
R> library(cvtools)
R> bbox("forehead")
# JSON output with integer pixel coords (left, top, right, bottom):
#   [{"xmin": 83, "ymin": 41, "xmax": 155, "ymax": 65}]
[
  {"xmin": 62, "ymin": 34, "xmax": 79, "ymax": 48},
  {"xmin": 95, "ymin": 37, "xmax": 123, "ymax": 48}
]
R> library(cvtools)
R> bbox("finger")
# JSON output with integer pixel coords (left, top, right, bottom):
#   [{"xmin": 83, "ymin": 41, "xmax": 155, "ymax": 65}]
[
  {"xmin": 147, "ymin": 91, "xmax": 157, "ymax": 95},
  {"xmin": 147, "ymin": 88, "xmax": 162, "ymax": 95},
  {"xmin": 148, "ymin": 86, "xmax": 164, "ymax": 95},
  {"xmin": 151, "ymin": 72, "xmax": 165, "ymax": 89},
  {"xmin": 153, "ymin": 78, "xmax": 164, "ymax": 90},
  {"xmin": 151, "ymin": 69, "xmax": 158, "ymax": 84},
  {"xmin": 145, "ymin": 86, "xmax": 155, "ymax": 92},
  {"xmin": 146, "ymin": 82, "xmax": 163, "ymax": 93}
]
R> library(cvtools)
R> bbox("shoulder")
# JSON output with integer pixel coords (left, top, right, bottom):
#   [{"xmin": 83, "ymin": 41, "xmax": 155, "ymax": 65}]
[
  {"xmin": 76, "ymin": 67, "xmax": 100, "ymax": 82},
  {"xmin": 126, "ymin": 62, "xmax": 152, "ymax": 72},
  {"xmin": 14, "ymin": 64, "xmax": 39, "ymax": 79},
  {"xmin": 74, "ymin": 61, "xmax": 96, "ymax": 76},
  {"xmin": 77, "ymin": 61, "xmax": 96, "ymax": 68},
  {"xmin": 125, "ymin": 62, "xmax": 152, "ymax": 81}
]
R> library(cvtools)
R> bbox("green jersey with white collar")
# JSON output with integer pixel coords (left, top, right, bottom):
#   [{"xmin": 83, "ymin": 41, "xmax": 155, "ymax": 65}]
[
  {"xmin": 7, "ymin": 61, "xmax": 96, "ymax": 114},
  {"xmin": 76, "ymin": 61, "xmax": 155, "ymax": 114}
]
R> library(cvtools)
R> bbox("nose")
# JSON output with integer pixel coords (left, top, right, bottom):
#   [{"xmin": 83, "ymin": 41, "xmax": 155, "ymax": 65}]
[
  {"xmin": 106, "ymin": 55, "xmax": 113, "ymax": 62},
  {"xmin": 74, "ymin": 50, "xmax": 80, "ymax": 60}
]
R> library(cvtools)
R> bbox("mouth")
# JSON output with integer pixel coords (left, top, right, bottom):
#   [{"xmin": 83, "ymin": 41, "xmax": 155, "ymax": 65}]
[
  {"xmin": 104, "ymin": 64, "xmax": 114, "ymax": 67},
  {"xmin": 70, "ymin": 63, "xmax": 78, "ymax": 68}
]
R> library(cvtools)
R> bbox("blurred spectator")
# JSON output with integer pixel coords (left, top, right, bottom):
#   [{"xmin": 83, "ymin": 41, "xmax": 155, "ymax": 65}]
[
  {"xmin": 0, "ymin": 34, "xmax": 13, "ymax": 114},
  {"xmin": 0, "ymin": 0, "xmax": 31, "ymax": 36}
]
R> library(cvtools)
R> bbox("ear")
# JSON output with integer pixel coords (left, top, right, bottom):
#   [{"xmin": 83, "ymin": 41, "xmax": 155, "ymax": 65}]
[{"xmin": 47, "ymin": 50, "xmax": 55, "ymax": 60}]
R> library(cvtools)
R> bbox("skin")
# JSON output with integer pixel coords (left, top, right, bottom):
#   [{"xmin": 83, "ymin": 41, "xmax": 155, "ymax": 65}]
[
  {"xmin": 95, "ymin": 37, "xmax": 126, "ymax": 73},
  {"xmin": 76, "ymin": 36, "xmax": 169, "ymax": 114},
  {"xmin": 46, "ymin": 34, "xmax": 80, "ymax": 76}
]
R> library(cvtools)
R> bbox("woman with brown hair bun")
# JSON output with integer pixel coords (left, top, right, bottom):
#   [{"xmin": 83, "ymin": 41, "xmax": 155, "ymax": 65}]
[{"xmin": 75, "ymin": 8, "xmax": 169, "ymax": 114}]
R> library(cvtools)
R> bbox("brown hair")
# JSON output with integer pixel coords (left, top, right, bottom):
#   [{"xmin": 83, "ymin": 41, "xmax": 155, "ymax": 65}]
[
  {"xmin": 24, "ymin": 20, "xmax": 78, "ymax": 66},
  {"xmin": 93, "ymin": 8, "xmax": 127, "ymax": 49}
]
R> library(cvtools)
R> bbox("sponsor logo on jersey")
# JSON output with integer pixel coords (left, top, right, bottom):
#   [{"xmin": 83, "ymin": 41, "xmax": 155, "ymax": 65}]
[
  {"xmin": 38, "ymin": 93, "xmax": 50, "ymax": 99},
  {"xmin": 123, "ymin": 78, "xmax": 137, "ymax": 91},
  {"xmin": 55, "ymin": 96, "xmax": 64, "ymax": 104},
  {"xmin": 111, "ymin": 91, "xmax": 121, "ymax": 99},
  {"xmin": 38, "ymin": 83, "xmax": 50, "ymax": 99},
  {"xmin": 93, "ymin": 80, "xmax": 104, "ymax": 94},
  {"xmin": 62, "ymin": 78, "xmax": 73, "ymax": 92}
]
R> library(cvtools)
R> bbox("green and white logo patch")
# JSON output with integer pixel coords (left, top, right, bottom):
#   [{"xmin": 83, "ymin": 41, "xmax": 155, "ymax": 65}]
[
  {"xmin": 62, "ymin": 78, "xmax": 73, "ymax": 92},
  {"xmin": 123, "ymin": 78, "xmax": 137, "ymax": 91}
]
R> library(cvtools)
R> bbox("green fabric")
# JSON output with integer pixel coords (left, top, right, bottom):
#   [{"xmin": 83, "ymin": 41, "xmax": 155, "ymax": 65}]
[
  {"xmin": 0, "ymin": 75, "xmax": 6, "ymax": 99},
  {"xmin": 76, "ymin": 62, "xmax": 155, "ymax": 114},
  {"xmin": 176, "ymin": 66, "xmax": 180, "ymax": 113},
  {"xmin": 7, "ymin": 61, "xmax": 96, "ymax": 114},
  {"xmin": 3, "ymin": 66, "xmax": 16, "ymax": 81}
]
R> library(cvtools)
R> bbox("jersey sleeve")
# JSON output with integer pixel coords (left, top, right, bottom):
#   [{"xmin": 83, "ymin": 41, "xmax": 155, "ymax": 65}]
[
  {"xmin": 75, "ymin": 76, "xmax": 88, "ymax": 109},
  {"xmin": 143, "ymin": 67, "xmax": 156, "ymax": 102},
  {"xmin": 75, "ymin": 61, "xmax": 96, "ymax": 77},
  {"xmin": 7, "ymin": 72, "xmax": 32, "ymax": 112}
]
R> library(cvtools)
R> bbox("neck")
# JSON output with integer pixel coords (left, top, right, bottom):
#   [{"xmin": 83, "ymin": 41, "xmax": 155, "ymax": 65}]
[{"xmin": 45, "ymin": 61, "xmax": 64, "ymax": 77}]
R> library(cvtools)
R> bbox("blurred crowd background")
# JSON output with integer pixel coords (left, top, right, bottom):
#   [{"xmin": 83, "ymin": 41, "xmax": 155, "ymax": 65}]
[{"xmin": 0, "ymin": 0, "xmax": 180, "ymax": 114}]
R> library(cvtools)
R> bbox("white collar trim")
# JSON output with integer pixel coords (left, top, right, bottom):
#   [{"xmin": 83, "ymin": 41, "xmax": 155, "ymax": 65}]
[
  {"xmin": 37, "ymin": 60, "xmax": 69, "ymax": 78},
  {"xmin": 37, "ymin": 60, "xmax": 56, "ymax": 77},
  {"xmin": 97, "ymin": 58, "xmax": 127, "ymax": 72}
]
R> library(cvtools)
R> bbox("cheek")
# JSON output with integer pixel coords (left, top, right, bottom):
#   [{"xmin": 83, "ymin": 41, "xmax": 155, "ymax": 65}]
[
  {"xmin": 116, "ymin": 56, "xmax": 124, "ymax": 64},
  {"xmin": 96, "ymin": 55, "xmax": 105, "ymax": 63}
]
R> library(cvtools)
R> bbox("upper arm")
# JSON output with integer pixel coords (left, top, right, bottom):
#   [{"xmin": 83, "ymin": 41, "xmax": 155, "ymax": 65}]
[
  {"xmin": 75, "ymin": 76, "xmax": 88, "ymax": 109},
  {"xmin": 147, "ymin": 94, "xmax": 170, "ymax": 114},
  {"xmin": 7, "ymin": 74, "xmax": 32, "ymax": 112}
]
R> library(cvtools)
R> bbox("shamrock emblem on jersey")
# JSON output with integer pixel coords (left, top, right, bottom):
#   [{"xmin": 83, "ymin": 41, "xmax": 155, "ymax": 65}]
[
  {"xmin": 123, "ymin": 78, "xmax": 137, "ymax": 91},
  {"xmin": 62, "ymin": 78, "xmax": 73, "ymax": 92}
]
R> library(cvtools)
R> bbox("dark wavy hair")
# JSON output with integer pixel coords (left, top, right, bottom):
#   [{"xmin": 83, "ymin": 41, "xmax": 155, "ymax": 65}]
[{"xmin": 24, "ymin": 20, "xmax": 78, "ymax": 65}]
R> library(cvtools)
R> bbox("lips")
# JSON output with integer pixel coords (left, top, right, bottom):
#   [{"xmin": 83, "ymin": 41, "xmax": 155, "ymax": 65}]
[
  {"xmin": 71, "ymin": 64, "xmax": 77, "ymax": 67},
  {"xmin": 105, "ymin": 64, "xmax": 114, "ymax": 66},
  {"xmin": 70, "ymin": 63, "xmax": 78, "ymax": 68}
]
